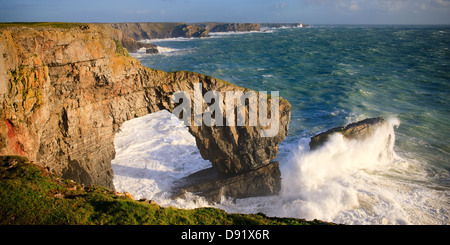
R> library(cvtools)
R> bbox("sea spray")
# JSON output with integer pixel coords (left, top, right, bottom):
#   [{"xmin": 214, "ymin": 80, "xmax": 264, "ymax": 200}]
[
  {"xmin": 111, "ymin": 110, "xmax": 212, "ymax": 209},
  {"xmin": 279, "ymin": 117, "xmax": 401, "ymax": 222},
  {"xmin": 219, "ymin": 117, "xmax": 448, "ymax": 224}
]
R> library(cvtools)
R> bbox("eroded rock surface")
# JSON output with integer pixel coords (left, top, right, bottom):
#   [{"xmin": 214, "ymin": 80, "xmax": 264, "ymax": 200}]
[
  {"xmin": 309, "ymin": 117, "xmax": 387, "ymax": 150},
  {"xmin": 100, "ymin": 23, "xmax": 209, "ymax": 41},
  {"xmin": 200, "ymin": 23, "xmax": 261, "ymax": 33},
  {"xmin": 172, "ymin": 162, "xmax": 281, "ymax": 203}
]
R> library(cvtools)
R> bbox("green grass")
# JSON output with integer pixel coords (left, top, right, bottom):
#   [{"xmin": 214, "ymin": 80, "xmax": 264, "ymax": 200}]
[
  {"xmin": 0, "ymin": 22, "xmax": 89, "ymax": 29},
  {"xmin": 0, "ymin": 155, "xmax": 333, "ymax": 225},
  {"xmin": 113, "ymin": 39, "xmax": 130, "ymax": 57}
]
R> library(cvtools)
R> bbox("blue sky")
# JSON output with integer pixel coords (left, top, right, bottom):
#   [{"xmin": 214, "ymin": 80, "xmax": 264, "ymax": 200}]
[{"xmin": 1, "ymin": 0, "xmax": 450, "ymax": 24}]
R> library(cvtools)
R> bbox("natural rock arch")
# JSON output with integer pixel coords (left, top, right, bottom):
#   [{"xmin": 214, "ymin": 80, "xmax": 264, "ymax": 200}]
[{"xmin": 0, "ymin": 25, "xmax": 291, "ymax": 200}]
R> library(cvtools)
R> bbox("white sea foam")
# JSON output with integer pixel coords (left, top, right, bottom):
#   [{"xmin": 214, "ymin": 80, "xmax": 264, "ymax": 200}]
[
  {"xmin": 209, "ymin": 31, "xmax": 257, "ymax": 36},
  {"xmin": 128, "ymin": 47, "xmax": 148, "ymax": 59},
  {"xmin": 111, "ymin": 110, "xmax": 212, "ymax": 208},
  {"xmin": 219, "ymin": 117, "xmax": 449, "ymax": 224},
  {"xmin": 209, "ymin": 30, "xmax": 274, "ymax": 37},
  {"xmin": 130, "ymin": 46, "xmax": 185, "ymax": 59},
  {"xmin": 141, "ymin": 37, "xmax": 196, "ymax": 43},
  {"xmin": 156, "ymin": 46, "xmax": 177, "ymax": 54},
  {"xmin": 277, "ymin": 118, "xmax": 405, "ymax": 223}
]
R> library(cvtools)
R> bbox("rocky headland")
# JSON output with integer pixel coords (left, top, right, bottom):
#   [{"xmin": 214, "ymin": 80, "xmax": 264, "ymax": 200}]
[
  {"xmin": 99, "ymin": 22, "xmax": 261, "ymax": 54},
  {"xmin": 194, "ymin": 22, "xmax": 260, "ymax": 33},
  {"xmin": 261, "ymin": 23, "xmax": 309, "ymax": 29},
  {"xmin": 0, "ymin": 23, "xmax": 290, "ymax": 202}
]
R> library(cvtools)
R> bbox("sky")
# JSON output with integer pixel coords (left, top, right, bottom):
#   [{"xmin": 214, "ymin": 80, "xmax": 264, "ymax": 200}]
[{"xmin": 1, "ymin": 0, "xmax": 450, "ymax": 24}]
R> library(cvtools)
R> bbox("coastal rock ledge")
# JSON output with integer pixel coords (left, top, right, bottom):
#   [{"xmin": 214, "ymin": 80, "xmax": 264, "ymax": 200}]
[
  {"xmin": 0, "ymin": 24, "xmax": 290, "ymax": 201},
  {"xmin": 309, "ymin": 117, "xmax": 388, "ymax": 150}
]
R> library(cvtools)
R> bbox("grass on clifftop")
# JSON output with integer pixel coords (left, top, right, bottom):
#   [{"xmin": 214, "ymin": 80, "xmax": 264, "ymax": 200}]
[
  {"xmin": 0, "ymin": 156, "xmax": 332, "ymax": 225},
  {"xmin": 0, "ymin": 22, "xmax": 89, "ymax": 29}
]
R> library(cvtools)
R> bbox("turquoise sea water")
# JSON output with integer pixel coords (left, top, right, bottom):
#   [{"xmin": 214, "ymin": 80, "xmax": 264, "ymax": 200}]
[{"xmin": 131, "ymin": 25, "xmax": 450, "ymax": 224}]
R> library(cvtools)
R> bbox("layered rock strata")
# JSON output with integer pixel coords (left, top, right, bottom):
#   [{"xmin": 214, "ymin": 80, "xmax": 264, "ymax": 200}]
[
  {"xmin": 172, "ymin": 162, "xmax": 281, "ymax": 203},
  {"xmin": 100, "ymin": 24, "xmax": 159, "ymax": 53},
  {"xmin": 196, "ymin": 23, "xmax": 261, "ymax": 33},
  {"xmin": 0, "ymin": 24, "xmax": 290, "ymax": 200},
  {"xmin": 100, "ymin": 23, "xmax": 209, "ymax": 41},
  {"xmin": 99, "ymin": 22, "xmax": 262, "ymax": 55}
]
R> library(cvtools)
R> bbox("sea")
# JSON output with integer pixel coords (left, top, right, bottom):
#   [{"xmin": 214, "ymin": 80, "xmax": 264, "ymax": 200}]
[{"xmin": 111, "ymin": 25, "xmax": 450, "ymax": 225}]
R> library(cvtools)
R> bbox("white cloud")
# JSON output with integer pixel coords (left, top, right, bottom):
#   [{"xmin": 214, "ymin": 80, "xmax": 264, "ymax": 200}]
[
  {"xmin": 349, "ymin": 0, "xmax": 361, "ymax": 10},
  {"xmin": 302, "ymin": 0, "xmax": 450, "ymax": 12},
  {"xmin": 303, "ymin": 0, "xmax": 362, "ymax": 11},
  {"xmin": 436, "ymin": 0, "xmax": 450, "ymax": 6},
  {"xmin": 274, "ymin": 2, "xmax": 287, "ymax": 9},
  {"xmin": 376, "ymin": 0, "xmax": 450, "ymax": 12}
]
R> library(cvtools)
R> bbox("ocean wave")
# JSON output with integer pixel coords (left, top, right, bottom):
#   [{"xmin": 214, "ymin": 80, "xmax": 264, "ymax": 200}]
[
  {"xmin": 278, "ymin": 118, "xmax": 401, "ymax": 222},
  {"xmin": 209, "ymin": 30, "xmax": 274, "ymax": 37},
  {"xmin": 219, "ymin": 117, "xmax": 449, "ymax": 224},
  {"xmin": 111, "ymin": 110, "xmax": 212, "ymax": 208},
  {"xmin": 262, "ymin": 74, "xmax": 274, "ymax": 78},
  {"xmin": 130, "ymin": 46, "xmax": 187, "ymax": 59},
  {"xmin": 157, "ymin": 46, "xmax": 178, "ymax": 54},
  {"xmin": 140, "ymin": 37, "xmax": 197, "ymax": 43}
]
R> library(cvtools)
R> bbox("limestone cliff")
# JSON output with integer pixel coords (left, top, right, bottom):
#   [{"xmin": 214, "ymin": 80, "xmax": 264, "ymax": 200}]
[
  {"xmin": 200, "ymin": 23, "xmax": 261, "ymax": 33},
  {"xmin": 0, "ymin": 24, "xmax": 290, "ymax": 200},
  {"xmin": 99, "ymin": 24, "xmax": 158, "ymax": 53},
  {"xmin": 97, "ymin": 22, "xmax": 261, "ymax": 54},
  {"xmin": 100, "ymin": 23, "xmax": 209, "ymax": 41}
]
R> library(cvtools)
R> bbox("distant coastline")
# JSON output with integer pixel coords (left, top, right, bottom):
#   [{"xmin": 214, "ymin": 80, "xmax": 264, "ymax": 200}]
[{"xmin": 97, "ymin": 22, "xmax": 308, "ymax": 54}]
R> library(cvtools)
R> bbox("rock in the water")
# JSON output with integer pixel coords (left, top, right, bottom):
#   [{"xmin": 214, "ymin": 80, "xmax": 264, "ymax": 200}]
[
  {"xmin": 172, "ymin": 161, "xmax": 281, "ymax": 203},
  {"xmin": 165, "ymin": 73, "xmax": 291, "ymax": 175},
  {"xmin": 309, "ymin": 117, "xmax": 387, "ymax": 150},
  {"xmin": 145, "ymin": 47, "xmax": 158, "ymax": 54}
]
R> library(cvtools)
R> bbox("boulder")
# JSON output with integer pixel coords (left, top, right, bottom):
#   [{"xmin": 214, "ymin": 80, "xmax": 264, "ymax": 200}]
[
  {"xmin": 145, "ymin": 47, "xmax": 158, "ymax": 54},
  {"xmin": 309, "ymin": 117, "xmax": 387, "ymax": 150},
  {"xmin": 172, "ymin": 162, "xmax": 281, "ymax": 203}
]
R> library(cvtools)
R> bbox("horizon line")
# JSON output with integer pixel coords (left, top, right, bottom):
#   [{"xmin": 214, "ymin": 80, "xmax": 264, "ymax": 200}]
[{"xmin": 1, "ymin": 21, "xmax": 450, "ymax": 26}]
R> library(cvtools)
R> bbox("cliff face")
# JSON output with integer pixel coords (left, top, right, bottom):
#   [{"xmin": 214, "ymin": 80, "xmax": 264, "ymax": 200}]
[
  {"xmin": 99, "ymin": 24, "xmax": 158, "ymax": 53},
  {"xmin": 204, "ymin": 23, "xmax": 261, "ymax": 33},
  {"xmin": 98, "ymin": 22, "xmax": 261, "ymax": 54},
  {"xmin": 100, "ymin": 23, "xmax": 209, "ymax": 41},
  {"xmin": 97, "ymin": 22, "xmax": 211, "ymax": 54},
  {"xmin": 0, "ymin": 25, "xmax": 134, "ymax": 188},
  {"xmin": 0, "ymin": 24, "xmax": 290, "ymax": 200}
]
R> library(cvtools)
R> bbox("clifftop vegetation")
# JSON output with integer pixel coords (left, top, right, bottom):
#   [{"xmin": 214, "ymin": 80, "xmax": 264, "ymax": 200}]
[{"xmin": 0, "ymin": 155, "xmax": 333, "ymax": 225}]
